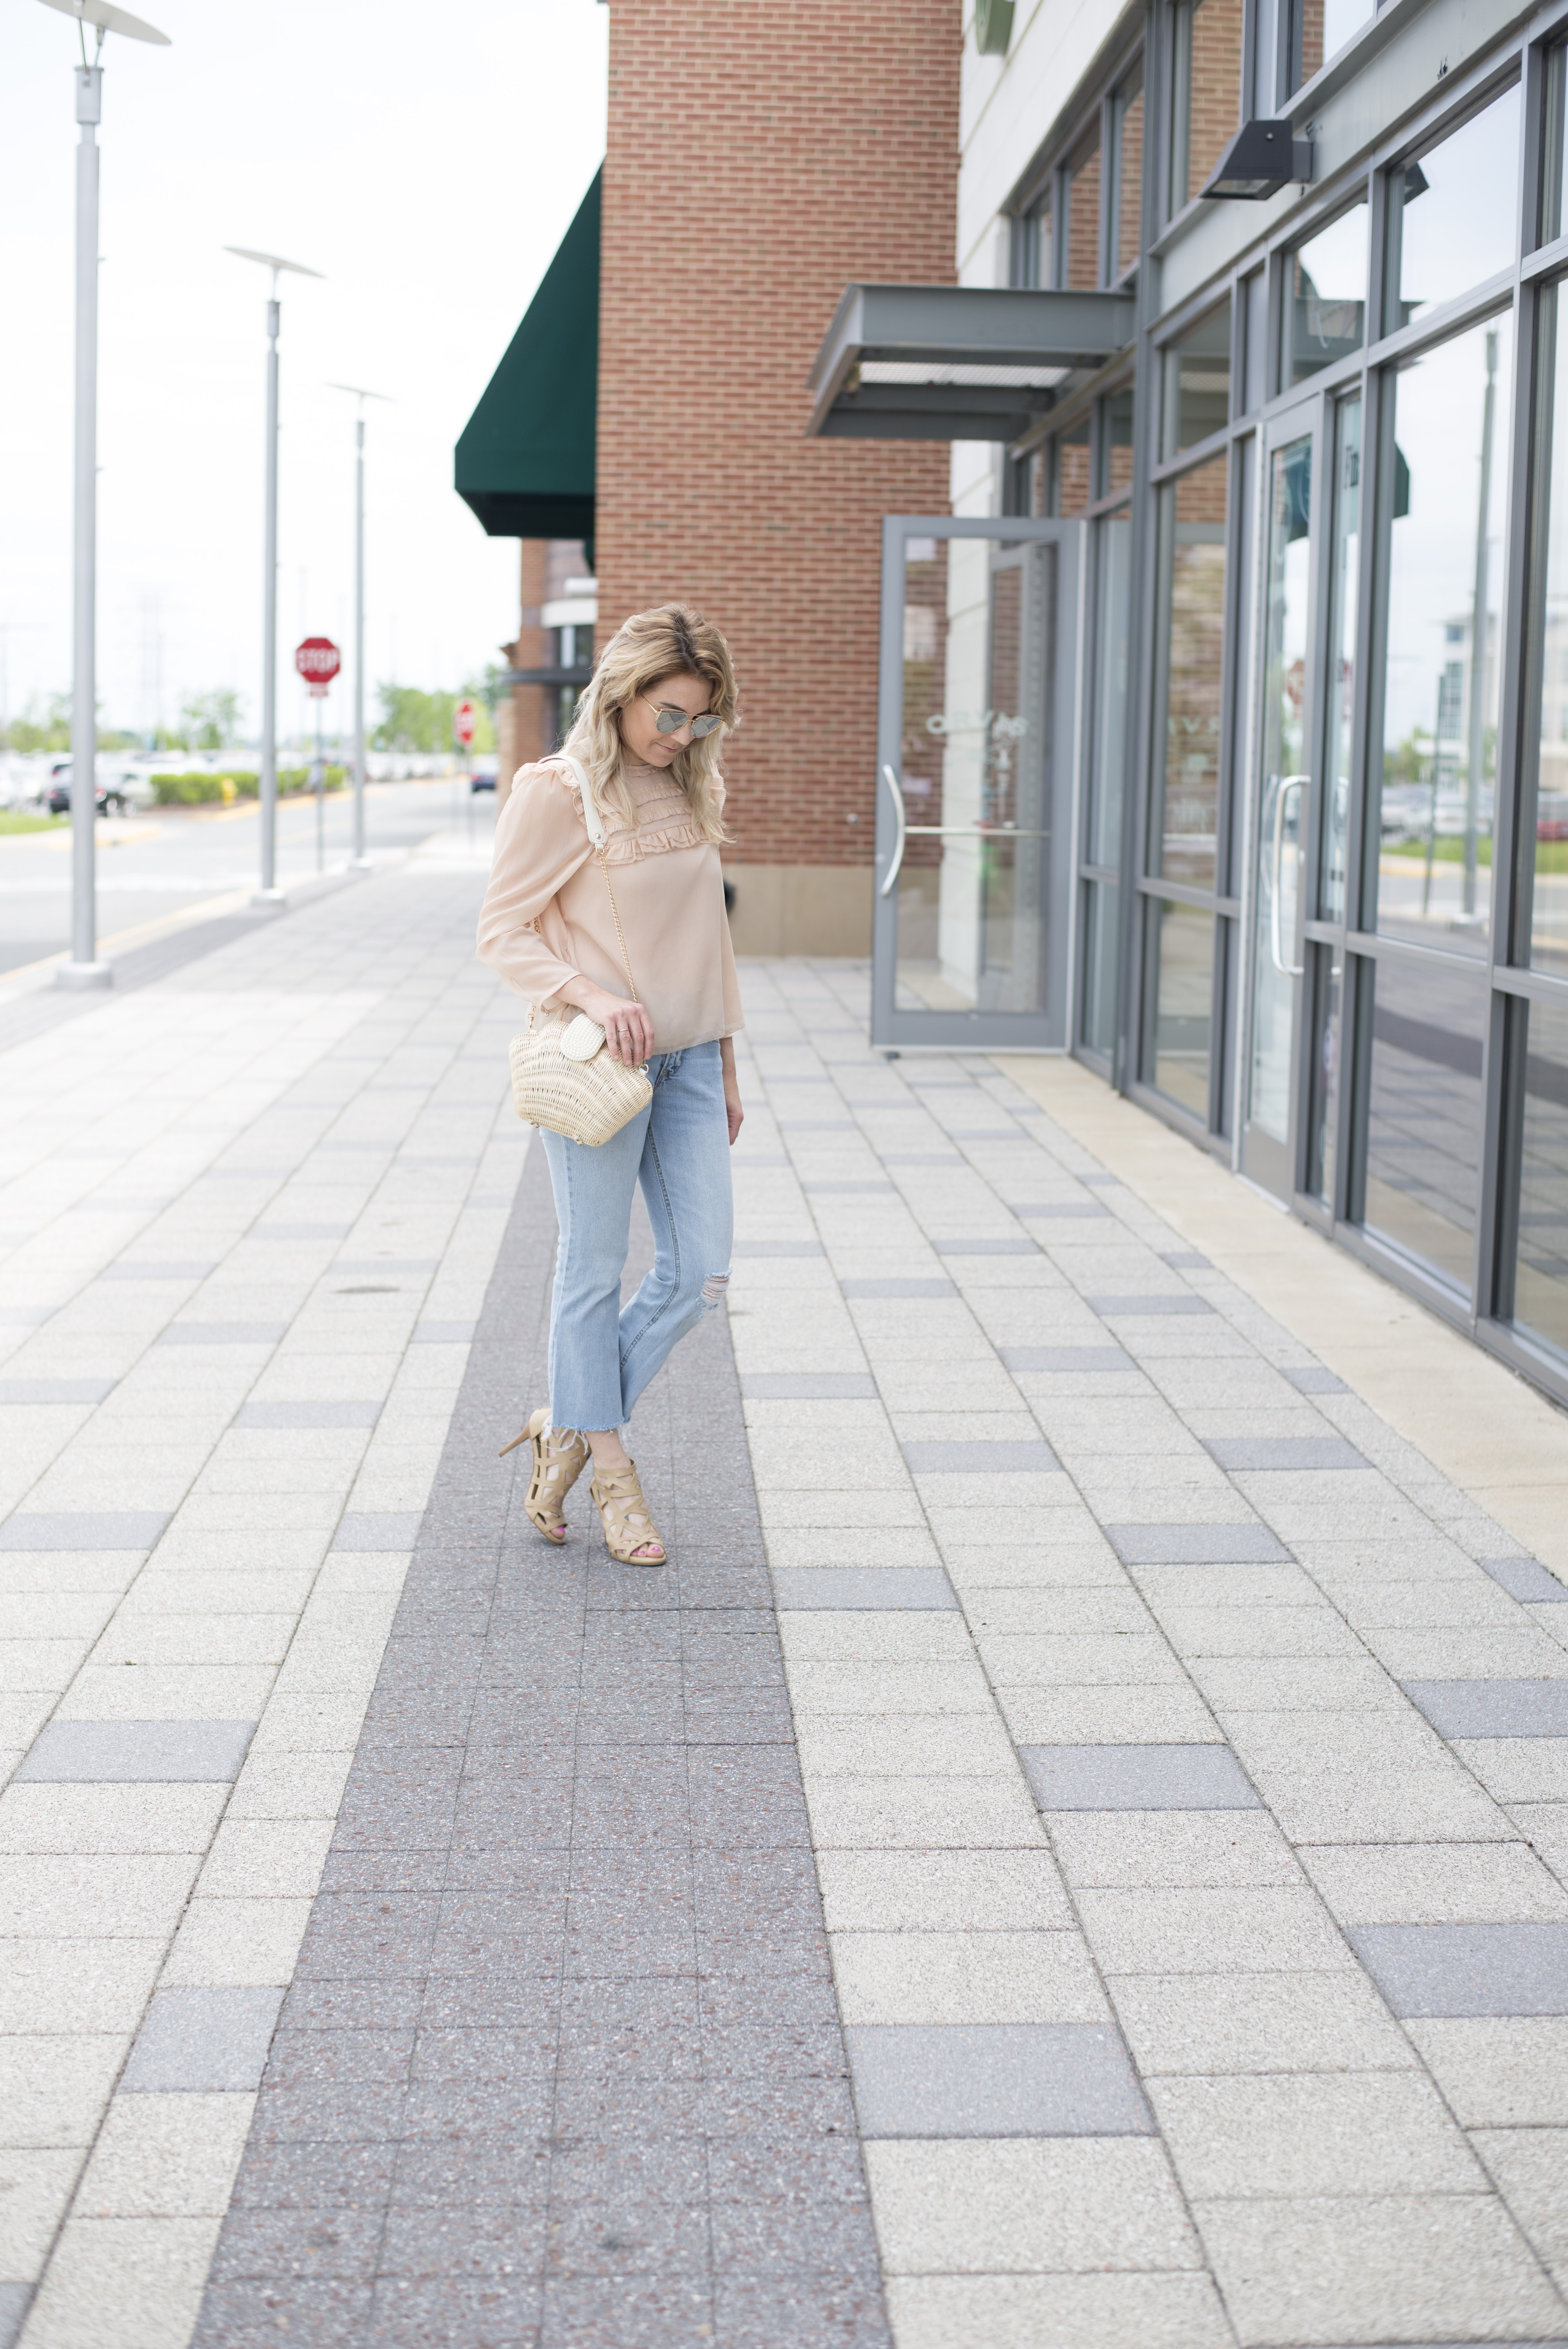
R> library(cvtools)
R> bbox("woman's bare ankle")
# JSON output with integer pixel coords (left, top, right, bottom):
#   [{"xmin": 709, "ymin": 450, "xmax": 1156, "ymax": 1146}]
[{"xmin": 586, "ymin": 1430, "xmax": 631, "ymax": 1475}]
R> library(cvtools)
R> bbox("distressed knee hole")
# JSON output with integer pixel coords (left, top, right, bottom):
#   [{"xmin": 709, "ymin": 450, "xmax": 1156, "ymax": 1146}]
[{"xmin": 700, "ymin": 1271, "xmax": 731, "ymax": 1310}]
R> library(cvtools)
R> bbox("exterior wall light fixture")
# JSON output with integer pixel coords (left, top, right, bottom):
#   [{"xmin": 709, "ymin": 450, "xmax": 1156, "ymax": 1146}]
[
  {"xmin": 975, "ymin": 0, "xmax": 1014, "ymax": 55},
  {"xmin": 1201, "ymin": 119, "xmax": 1313, "ymax": 197}
]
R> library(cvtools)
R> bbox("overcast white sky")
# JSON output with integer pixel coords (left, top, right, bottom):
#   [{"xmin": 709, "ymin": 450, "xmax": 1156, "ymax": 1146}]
[{"xmin": 2, "ymin": 0, "xmax": 607, "ymax": 747}]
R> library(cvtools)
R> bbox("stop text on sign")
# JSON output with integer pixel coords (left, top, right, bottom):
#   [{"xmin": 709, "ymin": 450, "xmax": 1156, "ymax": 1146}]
[{"xmin": 295, "ymin": 637, "xmax": 341, "ymax": 696}]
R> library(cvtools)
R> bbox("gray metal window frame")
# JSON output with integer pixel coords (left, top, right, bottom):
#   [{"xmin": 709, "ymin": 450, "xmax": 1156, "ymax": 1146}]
[{"xmin": 1097, "ymin": 0, "xmax": 1568, "ymax": 1408}]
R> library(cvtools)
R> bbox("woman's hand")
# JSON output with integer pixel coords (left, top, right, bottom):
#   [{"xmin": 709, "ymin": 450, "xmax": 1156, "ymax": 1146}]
[
  {"xmin": 556, "ymin": 976, "xmax": 653, "ymax": 1067},
  {"xmin": 720, "ymin": 1037, "xmax": 743, "ymax": 1146}
]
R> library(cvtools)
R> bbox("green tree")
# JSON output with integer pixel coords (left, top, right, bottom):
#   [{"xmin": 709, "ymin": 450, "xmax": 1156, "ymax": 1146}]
[
  {"xmin": 180, "ymin": 688, "xmax": 243, "ymax": 752},
  {"xmin": 372, "ymin": 679, "xmax": 495, "ymax": 754},
  {"xmin": 3, "ymin": 692, "xmax": 71, "ymax": 754}
]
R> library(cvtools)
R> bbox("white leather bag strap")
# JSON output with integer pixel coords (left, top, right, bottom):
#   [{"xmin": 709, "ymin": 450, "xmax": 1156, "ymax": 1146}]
[{"xmin": 552, "ymin": 752, "xmax": 604, "ymax": 850}]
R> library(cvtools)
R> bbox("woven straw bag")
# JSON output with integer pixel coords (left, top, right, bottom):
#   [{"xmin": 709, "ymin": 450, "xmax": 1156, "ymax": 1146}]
[{"xmin": 508, "ymin": 757, "xmax": 654, "ymax": 1146}]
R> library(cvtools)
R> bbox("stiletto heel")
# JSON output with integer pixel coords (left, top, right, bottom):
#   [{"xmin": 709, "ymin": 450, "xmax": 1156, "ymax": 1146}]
[
  {"xmin": 590, "ymin": 1459, "xmax": 666, "ymax": 1566},
  {"xmin": 502, "ymin": 1407, "xmax": 588, "ymax": 1545}
]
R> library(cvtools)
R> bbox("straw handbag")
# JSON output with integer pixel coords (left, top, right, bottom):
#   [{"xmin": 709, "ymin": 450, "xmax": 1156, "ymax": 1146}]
[{"xmin": 508, "ymin": 757, "xmax": 654, "ymax": 1146}]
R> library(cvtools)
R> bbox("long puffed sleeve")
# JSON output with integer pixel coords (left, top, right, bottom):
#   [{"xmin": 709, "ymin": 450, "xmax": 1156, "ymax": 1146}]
[{"xmin": 476, "ymin": 763, "xmax": 595, "ymax": 1006}]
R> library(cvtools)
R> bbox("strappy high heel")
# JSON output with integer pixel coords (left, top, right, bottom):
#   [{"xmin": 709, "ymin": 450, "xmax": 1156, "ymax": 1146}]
[
  {"xmin": 590, "ymin": 1458, "xmax": 666, "ymax": 1566},
  {"xmin": 500, "ymin": 1407, "xmax": 588, "ymax": 1545}
]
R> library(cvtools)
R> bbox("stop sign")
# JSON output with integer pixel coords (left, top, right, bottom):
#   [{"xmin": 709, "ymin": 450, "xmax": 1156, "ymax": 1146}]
[
  {"xmin": 295, "ymin": 637, "xmax": 341, "ymax": 694},
  {"xmin": 454, "ymin": 698, "xmax": 477, "ymax": 748}
]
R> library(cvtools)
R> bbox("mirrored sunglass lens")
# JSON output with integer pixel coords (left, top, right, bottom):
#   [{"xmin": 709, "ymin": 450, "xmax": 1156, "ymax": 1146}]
[
  {"xmin": 691, "ymin": 715, "xmax": 721, "ymax": 737},
  {"xmin": 655, "ymin": 709, "xmax": 686, "ymax": 733}
]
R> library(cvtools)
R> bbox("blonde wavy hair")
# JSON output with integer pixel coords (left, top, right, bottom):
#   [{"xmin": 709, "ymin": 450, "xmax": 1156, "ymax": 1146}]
[{"xmin": 561, "ymin": 603, "xmax": 736, "ymax": 843}]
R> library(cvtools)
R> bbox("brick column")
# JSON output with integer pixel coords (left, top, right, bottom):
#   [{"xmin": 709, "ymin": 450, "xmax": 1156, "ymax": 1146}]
[{"xmin": 597, "ymin": 0, "xmax": 959, "ymax": 954}]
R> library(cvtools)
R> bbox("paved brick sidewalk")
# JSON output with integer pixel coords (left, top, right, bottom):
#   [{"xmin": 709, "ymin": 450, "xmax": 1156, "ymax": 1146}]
[
  {"xmin": 730, "ymin": 959, "xmax": 1568, "ymax": 2349},
  {"xmin": 5, "ymin": 886, "xmax": 1568, "ymax": 2349}
]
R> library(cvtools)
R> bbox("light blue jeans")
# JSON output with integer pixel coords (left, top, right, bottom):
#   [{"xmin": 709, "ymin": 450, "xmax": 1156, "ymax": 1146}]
[{"xmin": 539, "ymin": 1041, "xmax": 733, "ymax": 1433}]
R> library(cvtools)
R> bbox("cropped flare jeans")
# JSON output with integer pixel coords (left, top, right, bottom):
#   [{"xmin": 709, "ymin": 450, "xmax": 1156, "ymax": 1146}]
[{"xmin": 538, "ymin": 1040, "xmax": 733, "ymax": 1433}]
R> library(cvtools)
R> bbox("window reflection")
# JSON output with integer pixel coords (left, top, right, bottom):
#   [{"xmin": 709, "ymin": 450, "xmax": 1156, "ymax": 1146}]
[
  {"xmin": 1100, "ymin": 387, "xmax": 1135, "ymax": 499},
  {"xmin": 1066, "ymin": 137, "xmax": 1103, "ymax": 290},
  {"xmin": 1283, "ymin": 202, "xmax": 1367, "ymax": 387},
  {"xmin": 1089, "ymin": 510, "xmax": 1132, "ymax": 866},
  {"xmin": 1389, "ymin": 87, "xmax": 1521, "ymax": 328},
  {"xmin": 1322, "ymin": 396, "xmax": 1361, "ymax": 923},
  {"xmin": 1164, "ymin": 304, "xmax": 1231, "ymax": 458},
  {"xmin": 1511, "ymin": 996, "xmax": 1568, "ymax": 1361},
  {"xmin": 1173, "ymin": 0, "xmax": 1244, "ymax": 209},
  {"xmin": 1150, "ymin": 898, "xmax": 1215, "ymax": 1116},
  {"xmin": 1362, "ymin": 956, "xmax": 1486, "ymax": 1297},
  {"xmin": 1249, "ymin": 437, "xmax": 1311, "ymax": 1151},
  {"xmin": 1368, "ymin": 314, "xmax": 1512, "ymax": 957},
  {"xmin": 1290, "ymin": 0, "xmax": 1376, "ymax": 92},
  {"xmin": 1053, "ymin": 419, "xmax": 1092, "ymax": 518},
  {"xmin": 1156, "ymin": 452, "xmax": 1229, "ymax": 888},
  {"xmin": 1082, "ymin": 882, "xmax": 1121, "ymax": 1056},
  {"xmin": 1112, "ymin": 70, "xmax": 1144, "ymax": 280},
  {"xmin": 1524, "ymin": 283, "xmax": 1568, "ymax": 976}
]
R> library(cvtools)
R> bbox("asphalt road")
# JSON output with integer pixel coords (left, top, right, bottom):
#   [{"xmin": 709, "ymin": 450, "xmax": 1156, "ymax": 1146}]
[{"xmin": 0, "ymin": 777, "xmax": 497, "ymax": 977}]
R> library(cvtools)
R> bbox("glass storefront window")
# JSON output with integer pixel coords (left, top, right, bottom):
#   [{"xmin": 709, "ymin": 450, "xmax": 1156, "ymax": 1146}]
[
  {"xmin": 1112, "ymin": 70, "xmax": 1144, "ymax": 280},
  {"xmin": 1089, "ymin": 510, "xmax": 1133, "ymax": 867},
  {"xmin": 1249, "ymin": 435, "xmax": 1312, "ymax": 1150},
  {"xmin": 1150, "ymin": 898, "xmax": 1216, "ymax": 1116},
  {"xmin": 1283, "ymin": 201, "xmax": 1368, "ymax": 387},
  {"xmin": 1099, "ymin": 388, "xmax": 1135, "ymax": 499},
  {"xmin": 1289, "ymin": 0, "xmax": 1377, "ymax": 93},
  {"xmin": 1388, "ymin": 86, "xmax": 1521, "ymax": 330},
  {"xmin": 1155, "ymin": 451, "xmax": 1229, "ymax": 888},
  {"xmin": 1172, "ymin": 0, "xmax": 1244, "ymax": 210},
  {"xmin": 1524, "ymin": 283, "xmax": 1568, "ymax": 976},
  {"xmin": 1163, "ymin": 303, "xmax": 1231, "ymax": 458},
  {"xmin": 1544, "ymin": 44, "xmax": 1566, "ymax": 248},
  {"xmin": 1362, "ymin": 956, "xmax": 1486, "ymax": 1297},
  {"xmin": 1322, "ymin": 395, "xmax": 1361, "ymax": 923},
  {"xmin": 1066, "ymin": 136, "xmax": 1103, "ymax": 290},
  {"xmin": 1368, "ymin": 312, "xmax": 1513, "ymax": 957},
  {"xmin": 1308, "ymin": 952, "xmax": 1343, "ymax": 1207},
  {"xmin": 1082, "ymin": 882, "xmax": 1121, "ymax": 1056},
  {"xmin": 1052, "ymin": 418, "xmax": 1092, "ymax": 517},
  {"xmin": 1510, "ymin": 994, "xmax": 1568, "ymax": 1360},
  {"xmin": 1024, "ymin": 192, "xmax": 1054, "ymax": 288}
]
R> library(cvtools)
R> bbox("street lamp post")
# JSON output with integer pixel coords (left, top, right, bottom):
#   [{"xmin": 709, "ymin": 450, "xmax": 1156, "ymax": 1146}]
[
  {"xmin": 37, "ymin": 0, "xmax": 170, "ymax": 991},
  {"xmin": 225, "ymin": 247, "xmax": 324, "ymax": 904},
  {"xmin": 328, "ymin": 385, "xmax": 392, "ymax": 871}
]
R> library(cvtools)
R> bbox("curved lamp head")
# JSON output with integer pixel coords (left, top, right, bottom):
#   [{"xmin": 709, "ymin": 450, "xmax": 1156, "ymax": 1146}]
[
  {"xmin": 36, "ymin": 0, "xmax": 170, "ymax": 42},
  {"xmin": 226, "ymin": 248, "xmax": 326, "ymax": 283}
]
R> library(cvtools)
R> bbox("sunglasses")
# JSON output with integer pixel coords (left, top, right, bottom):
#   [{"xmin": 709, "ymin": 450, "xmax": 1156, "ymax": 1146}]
[{"xmin": 643, "ymin": 696, "xmax": 722, "ymax": 739}]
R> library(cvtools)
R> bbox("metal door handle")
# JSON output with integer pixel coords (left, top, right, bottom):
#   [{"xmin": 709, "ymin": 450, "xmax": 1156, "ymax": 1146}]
[
  {"xmin": 880, "ymin": 765, "xmax": 907, "ymax": 899},
  {"xmin": 1270, "ymin": 774, "xmax": 1306, "ymax": 977}
]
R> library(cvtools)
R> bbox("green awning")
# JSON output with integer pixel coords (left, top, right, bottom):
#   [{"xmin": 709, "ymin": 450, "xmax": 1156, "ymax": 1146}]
[{"xmin": 455, "ymin": 168, "xmax": 599, "ymax": 541}]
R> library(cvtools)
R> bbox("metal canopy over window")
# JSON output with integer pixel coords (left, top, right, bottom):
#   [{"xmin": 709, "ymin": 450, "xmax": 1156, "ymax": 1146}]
[
  {"xmin": 806, "ymin": 283, "xmax": 1135, "ymax": 440},
  {"xmin": 454, "ymin": 169, "xmax": 599, "ymax": 542}
]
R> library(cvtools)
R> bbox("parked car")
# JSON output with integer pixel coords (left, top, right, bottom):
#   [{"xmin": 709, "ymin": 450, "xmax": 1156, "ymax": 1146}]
[
  {"xmin": 45, "ymin": 770, "xmax": 139, "ymax": 817},
  {"xmin": 469, "ymin": 770, "xmax": 495, "ymax": 793}
]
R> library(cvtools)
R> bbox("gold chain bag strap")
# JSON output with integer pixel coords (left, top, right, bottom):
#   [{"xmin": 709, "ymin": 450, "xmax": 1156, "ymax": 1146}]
[{"xmin": 508, "ymin": 756, "xmax": 655, "ymax": 1146}]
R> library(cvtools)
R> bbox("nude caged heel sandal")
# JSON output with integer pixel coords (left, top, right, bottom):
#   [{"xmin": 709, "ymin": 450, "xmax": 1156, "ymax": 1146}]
[
  {"xmin": 590, "ymin": 1458, "xmax": 666, "ymax": 1567},
  {"xmin": 500, "ymin": 1407, "xmax": 589, "ymax": 1545}
]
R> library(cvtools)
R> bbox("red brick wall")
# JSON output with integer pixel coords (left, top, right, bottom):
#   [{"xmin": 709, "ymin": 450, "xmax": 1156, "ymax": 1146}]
[{"xmin": 597, "ymin": 0, "xmax": 959, "ymax": 872}]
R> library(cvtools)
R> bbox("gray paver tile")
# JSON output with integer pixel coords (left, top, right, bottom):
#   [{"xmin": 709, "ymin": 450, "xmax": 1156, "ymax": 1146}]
[
  {"xmin": 1086, "ymin": 1295, "xmax": 1216, "ymax": 1316},
  {"xmin": 332, "ymin": 1512, "xmax": 422, "ymax": 1550},
  {"xmin": 1203, "ymin": 1435, "xmax": 1367, "ymax": 1470},
  {"xmin": 15, "ymin": 1718, "xmax": 257, "ymax": 1782},
  {"xmin": 880, "ymin": 2272, "xmax": 1231, "ymax": 2348},
  {"xmin": 1021, "ymin": 1744, "xmax": 1260, "ymax": 1811},
  {"xmin": 1151, "ymin": 2071, "xmax": 1481, "ymax": 2197},
  {"xmin": 1281, "ymin": 1364, "xmax": 1348, "ymax": 1393},
  {"xmin": 0, "ymin": 1511, "xmax": 171, "ymax": 1551},
  {"xmin": 772, "ymin": 1569, "xmax": 959, "ymax": 1611},
  {"xmin": 157, "ymin": 1325, "xmax": 290, "ymax": 1346},
  {"xmin": 1483, "ymin": 1557, "xmax": 1568, "ymax": 1603},
  {"xmin": 1406, "ymin": 2016, "xmax": 1568, "ymax": 2124},
  {"xmin": 1049, "ymin": 1812, "xmax": 1299, "ymax": 1888},
  {"xmin": 999, "ymin": 1345, "xmax": 1134, "ymax": 1372},
  {"xmin": 741, "ymin": 1374, "xmax": 878, "ymax": 1399},
  {"xmin": 841, "ymin": 1279, "xmax": 957, "ymax": 1299},
  {"xmin": 1404, "ymin": 1680, "xmax": 1568, "ymax": 1738},
  {"xmin": 0, "ymin": 1378, "xmax": 118, "ymax": 1404},
  {"xmin": 120, "ymin": 1987, "xmax": 285, "ymax": 2092},
  {"xmin": 864, "ymin": 2137, "xmax": 1203, "ymax": 2277},
  {"xmin": 846, "ymin": 2022, "xmax": 1153, "ymax": 2137},
  {"xmin": 902, "ymin": 1440, "xmax": 1061, "ymax": 1474},
  {"xmin": 232, "ymin": 1401, "xmax": 382, "ymax": 1430},
  {"xmin": 1349, "ymin": 1922, "xmax": 1568, "ymax": 2014},
  {"xmin": 1299, "ymin": 1841, "xmax": 1568, "ymax": 1924}
]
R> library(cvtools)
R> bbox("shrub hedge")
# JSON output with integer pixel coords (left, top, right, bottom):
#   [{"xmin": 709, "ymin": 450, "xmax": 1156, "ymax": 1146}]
[{"xmin": 151, "ymin": 768, "xmax": 346, "ymax": 807}]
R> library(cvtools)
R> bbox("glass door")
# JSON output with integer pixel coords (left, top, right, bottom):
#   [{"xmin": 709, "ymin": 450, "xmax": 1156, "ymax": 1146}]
[
  {"xmin": 1242, "ymin": 398, "xmax": 1323, "ymax": 1196},
  {"xmin": 872, "ymin": 517, "xmax": 1084, "ymax": 1050}
]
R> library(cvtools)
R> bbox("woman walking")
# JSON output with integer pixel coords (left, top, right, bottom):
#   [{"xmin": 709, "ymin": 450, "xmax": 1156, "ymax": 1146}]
[{"xmin": 477, "ymin": 604, "xmax": 743, "ymax": 1566}]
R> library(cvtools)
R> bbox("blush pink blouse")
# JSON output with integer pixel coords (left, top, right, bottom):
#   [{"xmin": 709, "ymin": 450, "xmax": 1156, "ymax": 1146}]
[{"xmin": 476, "ymin": 756, "xmax": 744, "ymax": 1053}]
